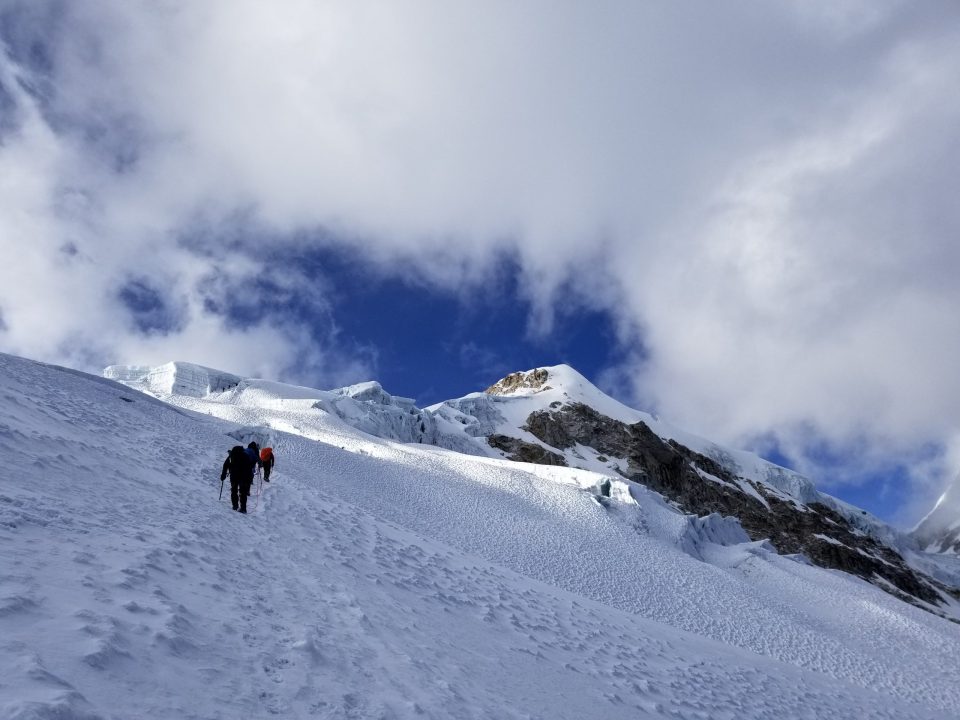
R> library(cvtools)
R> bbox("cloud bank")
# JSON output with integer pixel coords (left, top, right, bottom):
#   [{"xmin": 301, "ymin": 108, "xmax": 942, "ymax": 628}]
[{"xmin": 2, "ymin": 0, "xmax": 959, "ymax": 522}]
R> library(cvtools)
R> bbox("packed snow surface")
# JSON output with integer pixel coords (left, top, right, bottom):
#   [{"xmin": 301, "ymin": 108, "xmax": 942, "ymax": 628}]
[{"xmin": 3, "ymin": 353, "xmax": 960, "ymax": 719}]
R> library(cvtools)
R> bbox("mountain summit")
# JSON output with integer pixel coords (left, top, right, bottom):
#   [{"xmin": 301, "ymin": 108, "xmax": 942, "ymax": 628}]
[
  {"xmin": 483, "ymin": 364, "xmax": 600, "ymax": 398},
  {"xmin": 485, "ymin": 366, "xmax": 553, "ymax": 395}
]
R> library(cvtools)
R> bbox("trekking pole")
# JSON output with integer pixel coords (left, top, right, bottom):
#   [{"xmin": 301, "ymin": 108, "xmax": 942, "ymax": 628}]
[{"xmin": 219, "ymin": 476, "xmax": 225, "ymax": 501}]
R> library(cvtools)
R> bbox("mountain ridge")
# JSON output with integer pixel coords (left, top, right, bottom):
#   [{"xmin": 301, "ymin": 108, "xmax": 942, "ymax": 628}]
[{"xmin": 105, "ymin": 360, "xmax": 960, "ymax": 615}]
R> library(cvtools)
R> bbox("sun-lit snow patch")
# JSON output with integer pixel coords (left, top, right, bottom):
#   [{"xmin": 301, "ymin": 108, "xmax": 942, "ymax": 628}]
[{"xmin": 857, "ymin": 547, "xmax": 896, "ymax": 567}]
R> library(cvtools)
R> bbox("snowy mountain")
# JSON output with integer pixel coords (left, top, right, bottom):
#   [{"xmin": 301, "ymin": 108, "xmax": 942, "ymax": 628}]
[
  {"xmin": 913, "ymin": 475, "xmax": 960, "ymax": 554},
  {"xmin": 6, "ymin": 351, "xmax": 960, "ymax": 718},
  {"xmin": 429, "ymin": 366, "xmax": 960, "ymax": 611},
  {"xmin": 104, "ymin": 362, "xmax": 960, "ymax": 615}
]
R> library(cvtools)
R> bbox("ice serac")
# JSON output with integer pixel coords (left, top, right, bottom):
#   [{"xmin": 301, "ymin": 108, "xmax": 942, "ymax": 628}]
[
  {"xmin": 105, "ymin": 362, "xmax": 484, "ymax": 456},
  {"xmin": 317, "ymin": 380, "xmax": 482, "ymax": 454},
  {"xmin": 913, "ymin": 476, "xmax": 960, "ymax": 554},
  {"xmin": 432, "ymin": 365, "xmax": 958, "ymax": 612},
  {"xmin": 104, "ymin": 362, "xmax": 242, "ymax": 397}
]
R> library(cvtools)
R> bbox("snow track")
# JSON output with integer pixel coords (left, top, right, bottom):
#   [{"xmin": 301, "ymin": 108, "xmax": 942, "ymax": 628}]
[{"xmin": 2, "ymin": 353, "xmax": 959, "ymax": 719}]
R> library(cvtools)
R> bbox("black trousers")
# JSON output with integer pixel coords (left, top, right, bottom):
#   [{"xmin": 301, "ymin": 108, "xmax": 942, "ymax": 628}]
[
  {"xmin": 230, "ymin": 475, "xmax": 253, "ymax": 512},
  {"xmin": 263, "ymin": 463, "xmax": 271, "ymax": 482}
]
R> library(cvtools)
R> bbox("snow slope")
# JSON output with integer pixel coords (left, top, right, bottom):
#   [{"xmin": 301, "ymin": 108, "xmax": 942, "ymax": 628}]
[{"xmin": 3, "ymin": 352, "xmax": 960, "ymax": 718}]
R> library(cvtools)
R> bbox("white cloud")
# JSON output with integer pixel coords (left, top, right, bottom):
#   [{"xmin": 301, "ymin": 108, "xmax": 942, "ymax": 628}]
[
  {"xmin": 627, "ymin": 29, "xmax": 960, "ymax": 457},
  {"xmin": 2, "ymin": 1, "xmax": 960, "ymax": 521}
]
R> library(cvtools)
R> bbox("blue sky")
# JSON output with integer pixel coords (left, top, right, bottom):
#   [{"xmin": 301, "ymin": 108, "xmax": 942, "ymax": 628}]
[
  {"xmin": 297, "ymin": 249, "xmax": 628, "ymax": 406},
  {"xmin": 2, "ymin": 1, "xmax": 960, "ymax": 527}
]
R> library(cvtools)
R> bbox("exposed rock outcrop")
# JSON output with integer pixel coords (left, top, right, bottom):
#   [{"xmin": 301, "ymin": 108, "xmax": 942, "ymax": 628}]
[
  {"xmin": 487, "ymin": 434, "xmax": 569, "ymax": 466},
  {"xmin": 519, "ymin": 402, "xmax": 945, "ymax": 608},
  {"xmin": 485, "ymin": 368, "xmax": 551, "ymax": 395}
]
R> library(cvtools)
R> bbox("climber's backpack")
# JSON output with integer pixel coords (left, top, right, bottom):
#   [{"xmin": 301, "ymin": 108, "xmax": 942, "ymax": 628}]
[{"xmin": 229, "ymin": 445, "xmax": 252, "ymax": 475}]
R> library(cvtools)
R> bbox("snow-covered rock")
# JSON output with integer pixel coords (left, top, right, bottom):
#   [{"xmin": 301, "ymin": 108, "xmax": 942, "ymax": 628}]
[
  {"xmin": 437, "ymin": 365, "xmax": 832, "ymax": 506},
  {"xmin": 429, "ymin": 366, "xmax": 947, "ymax": 607}
]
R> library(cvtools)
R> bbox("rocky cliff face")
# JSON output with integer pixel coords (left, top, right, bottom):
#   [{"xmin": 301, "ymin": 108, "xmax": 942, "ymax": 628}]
[
  {"xmin": 513, "ymin": 402, "xmax": 944, "ymax": 607},
  {"xmin": 431, "ymin": 365, "xmax": 959, "ymax": 614}
]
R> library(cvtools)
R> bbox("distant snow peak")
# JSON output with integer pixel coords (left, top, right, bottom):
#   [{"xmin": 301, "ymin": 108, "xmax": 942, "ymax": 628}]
[{"xmin": 913, "ymin": 474, "xmax": 960, "ymax": 554}]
